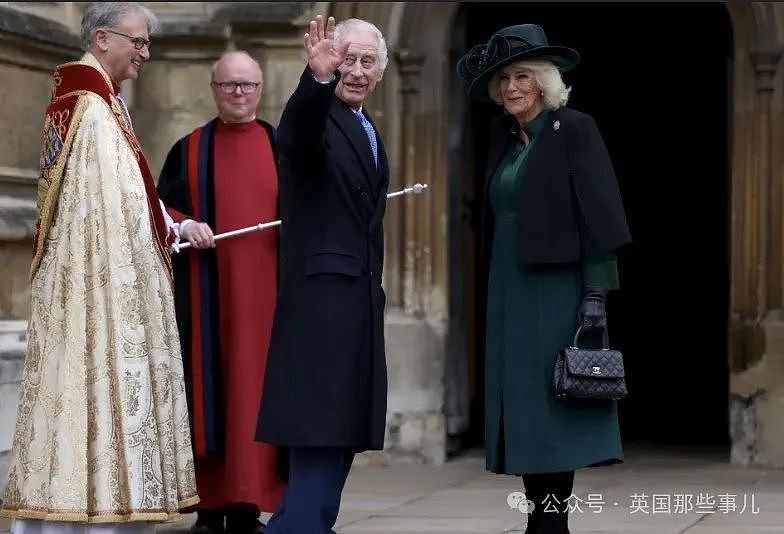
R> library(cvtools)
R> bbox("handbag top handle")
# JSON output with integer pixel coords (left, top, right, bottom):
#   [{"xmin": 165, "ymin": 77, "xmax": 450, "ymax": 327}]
[{"xmin": 570, "ymin": 325, "xmax": 610, "ymax": 350}]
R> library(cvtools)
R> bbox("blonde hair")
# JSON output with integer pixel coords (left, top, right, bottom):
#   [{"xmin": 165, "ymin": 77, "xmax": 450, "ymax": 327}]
[{"xmin": 487, "ymin": 59, "xmax": 571, "ymax": 109}]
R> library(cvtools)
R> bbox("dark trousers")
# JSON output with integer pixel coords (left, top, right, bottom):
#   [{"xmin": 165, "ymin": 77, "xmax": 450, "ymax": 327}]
[
  {"xmin": 264, "ymin": 447, "xmax": 355, "ymax": 534},
  {"xmin": 522, "ymin": 471, "xmax": 575, "ymax": 534}
]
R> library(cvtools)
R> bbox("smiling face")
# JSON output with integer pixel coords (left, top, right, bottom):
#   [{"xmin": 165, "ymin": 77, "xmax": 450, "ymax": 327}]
[
  {"xmin": 94, "ymin": 9, "xmax": 150, "ymax": 83},
  {"xmin": 335, "ymin": 29, "xmax": 382, "ymax": 110},
  {"xmin": 498, "ymin": 62, "xmax": 543, "ymax": 124},
  {"xmin": 211, "ymin": 52, "xmax": 263, "ymax": 123}
]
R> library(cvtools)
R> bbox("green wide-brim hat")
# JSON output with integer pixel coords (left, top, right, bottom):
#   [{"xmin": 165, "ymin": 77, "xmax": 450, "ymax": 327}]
[{"xmin": 457, "ymin": 23, "xmax": 580, "ymax": 101}]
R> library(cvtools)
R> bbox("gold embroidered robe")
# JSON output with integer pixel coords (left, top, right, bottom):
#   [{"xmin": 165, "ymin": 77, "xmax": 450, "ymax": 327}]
[{"xmin": 0, "ymin": 53, "xmax": 199, "ymax": 524}]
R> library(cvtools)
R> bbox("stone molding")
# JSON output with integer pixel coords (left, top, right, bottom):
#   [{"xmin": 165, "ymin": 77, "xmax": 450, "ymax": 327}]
[
  {"xmin": 0, "ymin": 166, "xmax": 37, "ymax": 241},
  {"xmin": 152, "ymin": 22, "xmax": 231, "ymax": 61},
  {"xmin": 0, "ymin": 319, "xmax": 26, "ymax": 496},
  {"xmin": 750, "ymin": 49, "xmax": 782, "ymax": 93},
  {"xmin": 210, "ymin": 2, "xmax": 312, "ymax": 27},
  {"xmin": 0, "ymin": 196, "xmax": 36, "ymax": 242},
  {"xmin": 396, "ymin": 49, "xmax": 426, "ymax": 96},
  {"xmin": 0, "ymin": 319, "xmax": 26, "ymax": 363},
  {"xmin": 0, "ymin": 166, "xmax": 37, "ymax": 198},
  {"xmin": 0, "ymin": 6, "xmax": 81, "ymax": 71}
]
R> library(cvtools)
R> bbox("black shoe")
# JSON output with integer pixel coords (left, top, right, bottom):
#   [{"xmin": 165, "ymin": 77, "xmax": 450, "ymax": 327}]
[
  {"xmin": 191, "ymin": 509, "xmax": 226, "ymax": 533},
  {"xmin": 225, "ymin": 504, "xmax": 264, "ymax": 534},
  {"xmin": 524, "ymin": 516, "xmax": 537, "ymax": 534},
  {"xmin": 536, "ymin": 512, "xmax": 569, "ymax": 534}
]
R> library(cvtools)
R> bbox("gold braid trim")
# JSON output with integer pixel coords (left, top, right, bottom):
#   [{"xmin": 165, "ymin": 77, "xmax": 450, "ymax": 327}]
[
  {"xmin": 30, "ymin": 95, "xmax": 90, "ymax": 282},
  {"xmin": 30, "ymin": 91, "xmax": 174, "ymax": 285},
  {"xmin": 0, "ymin": 495, "xmax": 200, "ymax": 524},
  {"xmin": 107, "ymin": 94, "xmax": 174, "ymax": 286},
  {"xmin": 102, "ymin": 93, "xmax": 175, "ymax": 286}
]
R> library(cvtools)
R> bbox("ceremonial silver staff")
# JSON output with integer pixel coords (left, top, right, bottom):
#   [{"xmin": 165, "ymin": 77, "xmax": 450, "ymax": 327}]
[{"xmin": 177, "ymin": 183, "xmax": 428, "ymax": 251}]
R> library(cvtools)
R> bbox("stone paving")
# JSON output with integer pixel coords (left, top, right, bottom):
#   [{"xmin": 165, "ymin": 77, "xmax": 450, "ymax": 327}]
[{"xmin": 1, "ymin": 446, "xmax": 782, "ymax": 533}]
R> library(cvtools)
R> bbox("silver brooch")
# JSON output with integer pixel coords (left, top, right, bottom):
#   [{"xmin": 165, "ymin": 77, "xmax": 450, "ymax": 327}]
[{"xmin": 553, "ymin": 120, "xmax": 560, "ymax": 131}]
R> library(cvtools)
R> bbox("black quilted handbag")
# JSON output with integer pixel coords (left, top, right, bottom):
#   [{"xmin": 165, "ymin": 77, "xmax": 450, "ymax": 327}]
[{"xmin": 553, "ymin": 326, "xmax": 627, "ymax": 400}]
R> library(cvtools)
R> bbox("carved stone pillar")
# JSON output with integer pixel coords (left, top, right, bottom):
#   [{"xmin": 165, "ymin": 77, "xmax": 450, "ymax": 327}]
[
  {"xmin": 232, "ymin": 28, "xmax": 308, "ymax": 126},
  {"xmin": 0, "ymin": 4, "xmax": 81, "ymax": 496},
  {"xmin": 403, "ymin": 57, "xmax": 423, "ymax": 303},
  {"xmin": 371, "ymin": 48, "xmax": 446, "ymax": 466},
  {"xmin": 132, "ymin": 22, "xmax": 230, "ymax": 175},
  {"xmin": 732, "ymin": 50, "xmax": 781, "ymax": 373},
  {"xmin": 0, "ymin": 320, "xmax": 27, "ymax": 496},
  {"xmin": 729, "ymin": 44, "xmax": 784, "ymax": 467},
  {"xmin": 397, "ymin": 49, "xmax": 426, "ymax": 314},
  {"xmin": 221, "ymin": 3, "xmax": 313, "ymax": 126},
  {"xmin": 752, "ymin": 50, "xmax": 783, "ymax": 313}
]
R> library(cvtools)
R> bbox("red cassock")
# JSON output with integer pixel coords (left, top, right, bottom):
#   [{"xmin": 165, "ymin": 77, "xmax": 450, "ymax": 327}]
[{"xmin": 190, "ymin": 120, "xmax": 284, "ymax": 512}]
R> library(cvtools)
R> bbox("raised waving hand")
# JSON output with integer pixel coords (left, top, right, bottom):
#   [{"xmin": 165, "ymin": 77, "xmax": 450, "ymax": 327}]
[{"xmin": 305, "ymin": 15, "xmax": 349, "ymax": 82}]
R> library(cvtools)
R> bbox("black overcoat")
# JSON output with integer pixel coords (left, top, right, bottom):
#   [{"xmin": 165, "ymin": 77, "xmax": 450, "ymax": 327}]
[{"xmin": 255, "ymin": 68, "xmax": 389, "ymax": 451}]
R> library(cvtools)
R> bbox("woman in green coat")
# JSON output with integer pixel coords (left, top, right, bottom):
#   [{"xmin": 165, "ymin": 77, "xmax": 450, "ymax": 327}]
[{"xmin": 458, "ymin": 24, "xmax": 632, "ymax": 534}]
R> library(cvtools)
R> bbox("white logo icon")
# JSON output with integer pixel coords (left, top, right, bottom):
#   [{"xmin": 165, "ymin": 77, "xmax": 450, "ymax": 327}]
[{"xmin": 507, "ymin": 491, "xmax": 536, "ymax": 514}]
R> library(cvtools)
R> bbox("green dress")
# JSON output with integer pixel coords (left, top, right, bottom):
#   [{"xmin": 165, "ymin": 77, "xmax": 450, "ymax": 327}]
[{"xmin": 485, "ymin": 110, "xmax": 623, "ymax": 475}]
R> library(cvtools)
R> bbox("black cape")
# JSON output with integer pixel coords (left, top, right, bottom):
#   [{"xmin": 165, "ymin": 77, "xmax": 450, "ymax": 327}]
[{"xmin": 482, "ymin": 107, "xmax": 631, "ymax": 267}]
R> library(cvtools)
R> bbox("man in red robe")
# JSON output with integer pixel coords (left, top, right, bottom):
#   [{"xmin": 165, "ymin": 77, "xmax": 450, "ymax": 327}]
[{"xmin": 157, "ymin": 50, "xmax": 284, "ymax": 534}]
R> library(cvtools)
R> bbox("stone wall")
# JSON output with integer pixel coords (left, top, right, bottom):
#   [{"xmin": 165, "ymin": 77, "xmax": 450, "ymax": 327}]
[
  {"xmin": 0, "ymin": 320, "xmax": 26, "ymax": 493},
  {"xmin": 0, "ymin": 2, "xmax": 450, "ymax": 480},
  {"xmin": 0, "ymin": 4, "xmax": 81, "ymax": 495},
  {"xmin": 0, "ymin": 0, "xmax": 778, "ymax": 479},
  {"xmin": 0, "ymin": 5, "xmax": 81, "ymax": 316},
  {"xmin": 10, "ymin": 1, "xmax": 784, "ymax": 477},
  {"xmin": 133, "ymin": 2, "xmax": 313, "ymax": 176},
  {"xmin": 726, "ymin": 3, "xmax": 784, "ymax": 469},
  {"xmin": 370, "ymin": 310, "xmax": 446, "ymax": 465}
]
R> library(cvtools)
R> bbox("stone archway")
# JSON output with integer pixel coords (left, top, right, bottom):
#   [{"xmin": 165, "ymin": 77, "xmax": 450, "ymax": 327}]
[
  {"xmin": 725, "ymin": 2, "xmax": 784, "ymax": 467},
  {"xmin": 331, "ymin": 1, "xmax": 459, "ymax": 464},
  {"xmin": 333, "ymin": 1, "xmax": 784, "ymax": 467}
]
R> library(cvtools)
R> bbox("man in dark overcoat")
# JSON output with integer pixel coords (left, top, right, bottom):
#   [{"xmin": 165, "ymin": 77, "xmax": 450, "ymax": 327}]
[{"xmin": 255, "ymin": 15, "xmax": 390, "ymax": 534}]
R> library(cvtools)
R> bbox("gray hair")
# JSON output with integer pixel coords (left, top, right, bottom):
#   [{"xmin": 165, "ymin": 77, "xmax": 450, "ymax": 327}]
[
  {"xmin": 334, "ymin": 18, "xmax": 389, "ymax": 73},
  {"xmin": 488, "ymin": 60, "xmax": 571, "ymax": 110},
  {"xmin": 81, "ymin": 2, "xmax": 159, "ymax": 51}
]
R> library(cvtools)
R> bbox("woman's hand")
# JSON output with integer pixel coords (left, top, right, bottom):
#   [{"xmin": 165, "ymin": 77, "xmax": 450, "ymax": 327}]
[{"xmin": 579, "ymin": 289, "xmax": 607, "ymax": 329}]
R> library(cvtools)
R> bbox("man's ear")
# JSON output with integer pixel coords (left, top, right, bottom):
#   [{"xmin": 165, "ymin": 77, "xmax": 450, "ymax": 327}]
[{"xmin": 94, "ymin": 29, "xmax": 110, "ymax": 52}]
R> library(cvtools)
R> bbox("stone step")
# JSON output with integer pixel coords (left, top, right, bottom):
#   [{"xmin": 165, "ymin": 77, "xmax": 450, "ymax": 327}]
[
  {"xmin": 0, "ymin": 320, "xmax": 26, "ymax": 496},
  {"xmin": 0, "ymin": 195, "xmax": 36, "ymax": 241},
  {"xmin": 0, "ymin": 320, "xmax": 26, "ymax": 386},
  {"xmin": 0, "ymin": 318, "xmax": 25, "ymax": 389},
  {"xmin": 0, "ymin": 320, "xmax": 26, "ymax": 356}
]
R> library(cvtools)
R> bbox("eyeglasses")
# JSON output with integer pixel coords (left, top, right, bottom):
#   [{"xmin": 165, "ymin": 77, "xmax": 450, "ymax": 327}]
[
  {"xmin": 105, "ymin": 29, "xmax": 150, "ymax": 50},
  {"xmin": 343, "ymin": 55, "xmax": 377, "ymax": 70},
  {"xmin": 212, "ymin": 81, "xmax": 261, "ymax": 94}
]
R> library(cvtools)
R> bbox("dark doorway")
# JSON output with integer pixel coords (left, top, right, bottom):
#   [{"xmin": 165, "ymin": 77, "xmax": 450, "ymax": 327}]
[{"xmin": 447, "ymin": 2, "xmax": 733, "ymax": 452}]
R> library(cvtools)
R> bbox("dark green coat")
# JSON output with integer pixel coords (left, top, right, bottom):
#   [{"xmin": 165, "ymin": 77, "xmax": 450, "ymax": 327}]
[{"xmin": 483, "ymin": 109, "xmax": 626, "ymax": 475}]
